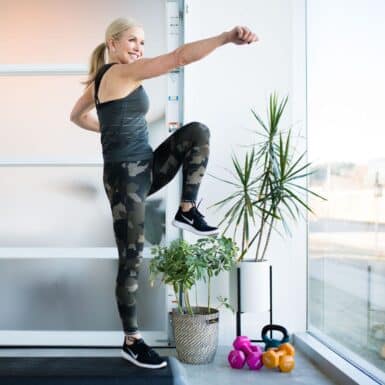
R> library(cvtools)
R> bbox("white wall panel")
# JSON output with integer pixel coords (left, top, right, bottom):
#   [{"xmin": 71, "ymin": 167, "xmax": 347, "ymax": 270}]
[{"xmin": 182, "ymin": 0, "xmax": 307, "ymax": 345}]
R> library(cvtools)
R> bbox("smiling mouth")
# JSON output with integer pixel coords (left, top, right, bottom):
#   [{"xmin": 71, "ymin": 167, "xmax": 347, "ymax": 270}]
[{"xmin": 129, "ymin": 53, "xmax": 139, "ymax": 59}]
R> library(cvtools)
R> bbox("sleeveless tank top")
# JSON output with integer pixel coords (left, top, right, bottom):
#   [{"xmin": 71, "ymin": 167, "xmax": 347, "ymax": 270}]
[{"xmin": 94, "ymin": 62, "xmax": 154, "ymax": 162}]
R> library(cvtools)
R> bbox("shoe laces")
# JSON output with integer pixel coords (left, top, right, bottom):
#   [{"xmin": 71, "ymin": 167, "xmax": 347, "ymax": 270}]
[{"xmin": 136, "ymin": 339, "xmax": 160, "ymax": 358}]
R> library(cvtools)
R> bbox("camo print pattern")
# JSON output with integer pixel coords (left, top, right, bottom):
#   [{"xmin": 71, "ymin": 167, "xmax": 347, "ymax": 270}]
[{"xmin": 102, "ymin": 121, "xmax": 210, "ymax": 334}]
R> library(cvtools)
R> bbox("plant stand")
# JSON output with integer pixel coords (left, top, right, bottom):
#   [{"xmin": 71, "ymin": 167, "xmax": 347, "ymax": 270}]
[{"xmin": 236, "ymin": 264, "xmax": 273, "ymax": 342}]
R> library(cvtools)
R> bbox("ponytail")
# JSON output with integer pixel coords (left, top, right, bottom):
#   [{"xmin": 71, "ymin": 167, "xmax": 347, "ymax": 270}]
[{"xmin": 80, "ymin": 42, "xmax": 106, "ymax": 89}]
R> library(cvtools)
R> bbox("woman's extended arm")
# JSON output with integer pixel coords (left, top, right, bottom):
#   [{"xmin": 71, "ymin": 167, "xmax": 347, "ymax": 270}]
[
  {"xmin": 175, "ymin": 32, "xmax": 229, "ymax": 66},
  {"xmin": 178, "ymin": 26, "xmax": 258, "ymax": 65},
  {"xmin": 118, "ymin": 25, "xmax": 258, "ymax": 82}
]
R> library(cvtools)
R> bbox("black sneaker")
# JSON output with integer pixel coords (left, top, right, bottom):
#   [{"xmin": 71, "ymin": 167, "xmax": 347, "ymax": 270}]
[
  {"xmin": 121, "ymin": 337, "xmax": 168, "ymax": 369},
  {"xmin": 172, "ymin": 198, "xmax": 219, "ymax": 236}
]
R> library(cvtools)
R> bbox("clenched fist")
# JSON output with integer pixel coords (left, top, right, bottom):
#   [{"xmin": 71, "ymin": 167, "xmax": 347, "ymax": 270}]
[{"xmin": 226, "ymin": 26, "xmax": 259, "ymax": 45}]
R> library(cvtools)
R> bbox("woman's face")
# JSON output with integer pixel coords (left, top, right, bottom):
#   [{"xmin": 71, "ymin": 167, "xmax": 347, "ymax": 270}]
[{"xmin": 110, "ymin": 26, "xmax": 145, "ymax": 64}]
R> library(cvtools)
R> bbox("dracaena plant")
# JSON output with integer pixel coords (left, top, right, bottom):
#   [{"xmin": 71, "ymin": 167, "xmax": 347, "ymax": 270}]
[{"xmin": 207, "ymin": 92, "xmax": 327, "ymax": 262}]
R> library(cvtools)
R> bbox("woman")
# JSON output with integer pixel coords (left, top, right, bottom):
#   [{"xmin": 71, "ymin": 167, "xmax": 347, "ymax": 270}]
[{"xmin": 70, "ymin": 17, "xmax": 258, "ymax": 369}]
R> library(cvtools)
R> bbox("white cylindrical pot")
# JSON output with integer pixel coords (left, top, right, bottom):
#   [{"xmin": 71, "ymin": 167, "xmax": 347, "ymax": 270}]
[{"xmin": 238, "ymin": 259, "xmax": 270, "ymax": 313}]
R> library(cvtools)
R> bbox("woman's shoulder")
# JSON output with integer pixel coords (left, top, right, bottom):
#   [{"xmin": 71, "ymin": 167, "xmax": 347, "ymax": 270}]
[
  {"xmin": 109, "ymin": 62, "xmax": 143, "ymax": 87},
  {"xmin": 94, "ymin": 63, "xmax": 144, "ymax": 102}
]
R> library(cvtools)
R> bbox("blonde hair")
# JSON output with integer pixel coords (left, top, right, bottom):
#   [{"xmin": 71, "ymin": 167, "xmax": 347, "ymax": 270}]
[{"xmin": 81, "ymin": 17, "xmax": 143, "ymax": 89}]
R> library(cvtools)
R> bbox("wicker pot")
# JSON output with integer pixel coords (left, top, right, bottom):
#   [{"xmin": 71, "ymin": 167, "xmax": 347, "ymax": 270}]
[{"xmin": 171, "ymin": 306, "xmax": 219, "ymax": 364}]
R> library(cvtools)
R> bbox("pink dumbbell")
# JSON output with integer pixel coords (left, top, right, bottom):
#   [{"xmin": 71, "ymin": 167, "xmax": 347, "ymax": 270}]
[
  {"xmin": 228, "ymin": 336, "xmax": 250, "ymax": 369},
  {"xmin": 228, "ymin": 349, "xmax": 246, "ymax": 369},
  {"xmin": 233, "ymin": 336, "xmax": 263, "ymax": 370}
]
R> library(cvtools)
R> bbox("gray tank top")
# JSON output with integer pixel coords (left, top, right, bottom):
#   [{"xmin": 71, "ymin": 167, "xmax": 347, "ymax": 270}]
[{"xmin": 94, "ymin": 62, "xmax": 154, "ymax": 162}]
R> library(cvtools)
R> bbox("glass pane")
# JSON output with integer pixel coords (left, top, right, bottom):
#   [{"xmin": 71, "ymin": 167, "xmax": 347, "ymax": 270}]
[
  {"xmin": 1, "ymin": 74, "xmax": 101, "ymax": 160},
  {"xmin": 0, "ymin": 0, "xmax": 180, "ymax": 343},
  {"xmin": 0, "ymin": 165, "xmax": 165, "ymax": 247},
  {"xmin": 0, "ymin": 74, "xmax": 167, "ymax": 161},
  {"xmin": 0, "ymin": 256, "xmax": 166, "ymax": 332},
  {"xmin": 0, "ymin": 0, "xmax": 166, "ymax": 64},
  {"xmin": 307, "ymin": 0, "xmax": 385, "ymax": 381}
]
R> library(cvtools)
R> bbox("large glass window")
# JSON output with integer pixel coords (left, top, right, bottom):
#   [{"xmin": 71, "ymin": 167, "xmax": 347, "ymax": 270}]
[
  {"xmin": 0, "ymin": 0, "xmax": 166, "ymax": 65},
  {"xmin": 307, "ymin": 0, "xmax": 385, "ymax": 381},
  {"xmin": 0, "ymin": 0, "xmax": 177, "ymax": 345}
]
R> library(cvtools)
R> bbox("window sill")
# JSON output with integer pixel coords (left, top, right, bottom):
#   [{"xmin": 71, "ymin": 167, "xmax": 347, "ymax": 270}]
[{"xmin": 294, "ymin": 332, "xmax": 382, "ymax": 385}]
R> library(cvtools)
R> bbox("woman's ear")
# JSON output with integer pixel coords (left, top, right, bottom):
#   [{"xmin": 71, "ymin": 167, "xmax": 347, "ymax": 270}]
[{"xmin": 107, "ymin": 39, "xmax": 115, "ymax": 52}]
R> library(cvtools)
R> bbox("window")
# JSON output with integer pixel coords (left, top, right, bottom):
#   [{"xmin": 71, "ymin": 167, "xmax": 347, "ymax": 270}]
[{"xmin": 307, "ymin": 1, "xmax": 385, "ymax": 382}]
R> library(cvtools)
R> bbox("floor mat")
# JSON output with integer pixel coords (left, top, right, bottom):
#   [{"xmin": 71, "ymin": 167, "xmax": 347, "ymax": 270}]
[{"xmin": 0, "ymin": 355, "xmax": 188, "ymax": 385}]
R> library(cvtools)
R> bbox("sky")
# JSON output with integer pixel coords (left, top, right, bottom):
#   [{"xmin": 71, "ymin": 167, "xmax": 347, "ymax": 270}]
[{"xmin": 307, "ymin": 0, "xmax": 385, "ymax": 165}]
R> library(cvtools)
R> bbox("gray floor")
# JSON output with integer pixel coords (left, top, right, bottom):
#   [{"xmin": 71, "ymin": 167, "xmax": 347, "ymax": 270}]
[
  {"xmin": 0, "ymin": 345, "xmax": 340, "ymax": 385},
  {"xmin": 165, "ymin": 345, "xmax": 340, "ymax": 385}
]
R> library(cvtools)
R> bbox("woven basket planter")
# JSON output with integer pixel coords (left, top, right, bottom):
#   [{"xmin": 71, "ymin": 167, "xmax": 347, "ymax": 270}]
[{"xmin": 171, "ymin": 306, "xmax": 219, "ymax": 364}]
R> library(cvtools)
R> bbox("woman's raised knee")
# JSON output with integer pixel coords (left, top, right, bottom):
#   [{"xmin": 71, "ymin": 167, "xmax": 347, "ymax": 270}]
[{"xmin": 189, "ymin": 121, "xmax": 210, "ymax": 142}]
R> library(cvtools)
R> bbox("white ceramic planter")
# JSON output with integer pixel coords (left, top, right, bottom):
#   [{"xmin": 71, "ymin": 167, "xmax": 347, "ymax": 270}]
[{"xmin": 229, "ymin": 259, "xmax": 271, "ymax": 313}]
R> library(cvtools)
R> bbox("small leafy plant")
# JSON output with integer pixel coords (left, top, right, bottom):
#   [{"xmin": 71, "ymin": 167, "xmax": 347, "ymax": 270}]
[
  {"xmin": 192, "ymin": 236, "xmax": 239, "ymax": 314},
  {"xmin": 149, "ymin": 236, "xmax": 239, "ymax": 315}
]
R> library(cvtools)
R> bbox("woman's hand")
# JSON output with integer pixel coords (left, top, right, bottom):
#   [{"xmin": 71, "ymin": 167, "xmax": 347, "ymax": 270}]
[{"xmin": 226, "ymin": 26, "xmax": 259, "ymax": 45}]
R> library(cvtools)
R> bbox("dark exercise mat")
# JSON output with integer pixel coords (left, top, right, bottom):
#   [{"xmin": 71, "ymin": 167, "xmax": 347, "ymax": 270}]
[{"xmin": 0, "ymin": 356, "xmax": 188, "ymax": 385}]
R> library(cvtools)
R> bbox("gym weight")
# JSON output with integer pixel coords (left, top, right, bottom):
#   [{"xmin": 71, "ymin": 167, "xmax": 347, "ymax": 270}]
[
  {"xmin": 228, "ymin": 349, "xmax": 246, "ymax": 369},
  {"xmin": 232, "ymin": 336, "xmax": 263, "ymax": 371},
  {"xmin": 261, "ymin": 324, "xmax": 290, "ymax": 350},
  {"xmin": 246, "ymin": 349, "xmax": 263, "ymax": 370},
  {"xmin": 262, "ymin": 342, "xmax": 296, "ymax": 372}
]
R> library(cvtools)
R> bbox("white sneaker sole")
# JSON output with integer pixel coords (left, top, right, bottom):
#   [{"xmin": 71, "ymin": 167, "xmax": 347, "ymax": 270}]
[
  {"xmin": 172, "ymin": 219, "xmax": 219, "ymax": 236},
  {"xmin": 121, "ymin": 349, "xmax": 168, "ymax": 369}
]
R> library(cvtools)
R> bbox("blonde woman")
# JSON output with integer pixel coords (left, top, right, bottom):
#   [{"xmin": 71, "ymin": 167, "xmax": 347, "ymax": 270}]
[{"xmin": 70, "ymin": 17, "xmax": 258, "ymax": 369}]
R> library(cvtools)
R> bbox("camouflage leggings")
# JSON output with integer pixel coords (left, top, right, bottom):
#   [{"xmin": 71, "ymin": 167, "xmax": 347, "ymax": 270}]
[{"xmin": 102, "ymin": 121, "xmax": 210, "ymax": 334}]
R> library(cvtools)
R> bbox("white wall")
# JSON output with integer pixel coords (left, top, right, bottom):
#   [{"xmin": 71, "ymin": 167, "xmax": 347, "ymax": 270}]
[{"xmin": 182, "ymin": 0, "xmax": 307, "ymax": 345}]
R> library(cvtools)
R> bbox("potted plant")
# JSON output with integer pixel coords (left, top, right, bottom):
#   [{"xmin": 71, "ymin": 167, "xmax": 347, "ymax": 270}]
[
  {"xmin": 207, "ymin": 91, "xmax": 327, "ymax": 313},
  {"xmin": 148, "ymin": 235, "xmax": 239, "ymax": 364}
]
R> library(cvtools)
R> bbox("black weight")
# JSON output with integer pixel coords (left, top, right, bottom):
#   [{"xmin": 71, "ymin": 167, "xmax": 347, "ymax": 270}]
[{"xmin": 261, "ymin": 324, "xmax": 290, "ymax": 350}]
